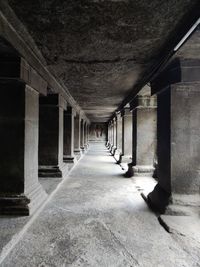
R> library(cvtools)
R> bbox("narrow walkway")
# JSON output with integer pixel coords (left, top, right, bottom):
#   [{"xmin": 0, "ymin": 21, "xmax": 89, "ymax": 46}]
[{"xmin": 1, "ymin": 143, "xmax": 199, "ymax": 267}]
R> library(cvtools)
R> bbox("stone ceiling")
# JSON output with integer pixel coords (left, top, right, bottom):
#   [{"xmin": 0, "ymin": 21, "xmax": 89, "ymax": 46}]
[{"xmin": 7, "ymin": 0, "xmax": 200, "ymax": 122}]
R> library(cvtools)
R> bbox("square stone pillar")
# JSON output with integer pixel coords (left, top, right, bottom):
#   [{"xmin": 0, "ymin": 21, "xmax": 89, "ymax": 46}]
[
  {"xmin": 106, "ymin": 122, "xmax": 111, "ymax": 149},
  {"xmin": 118, "ymin": 107, "xmax": 132, "ymax": 164},
  {"xmin": 74, "ymin": 113, "xmax": 81, "ymax": 156},
  {"xmin": 63, "ymin": 106, "xmax": 76, "ymax": 163},
  {"xmin": 87, "ymin": 124, "xmax": 90, "ymax": 147},
  {"xmin": 111, "ymin": 117, "xmax": 117, "ymax": 155},
  {"xmin": 117, "ymin": 114, "xmax": 123, "ymax": 153},
  {"xmin": 39, "ymin": 94, "xmax": 67, "ymax": 178},
  {"xmin": 125, "ymin": 95, "xmax": 157, "ymax": 177},
  {"xmin": 80, "ymin": 119, "xmax": 85, "ymax": 152},
  {"xmin": 109, "ymin": 121, "xmax": 114, "ymax": 151},
  {"xmin": 0, "ymin": 80, "xmax": 47, "ymax": 215},
  {"xmin": 148, "ymin": 58, "xmax": 200, "ymax": 213},
  {"xmin": 107, "ymin": 123, "xmax": 110, "ymax": 146},
  {"xmin": 108, "ymin": 120, "xmax": 113, "ymax": 151},
  {"xmin": 106, "ymin": 123, "xmax": 110, "ymax": 147},
  {"xmin": 0, "ymin": 57, "xmax": 47, "ymax": 215},
  {"xmin": 114, "ymin": 113, "xmax": 123, "ymax": 161},
  {"xmin": 84, "ymin": 121, "xmax": 88, "ymax": 149}
]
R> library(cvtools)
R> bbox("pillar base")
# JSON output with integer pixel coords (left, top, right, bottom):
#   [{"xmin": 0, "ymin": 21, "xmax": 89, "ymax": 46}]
[
  {"xmin": 114, "ymin": 149, "xmax": 121, "ymax": 162},
  {"xmin": 74, "ymin": 149, "xmax": 82, "ymax": 154},
  {"xmin": 171, "ymin": 193, "xmax": 200, "ymax": 208},
  {"xmin": 111, "ymin": 146, "xmax": 117, "ymax": 155},
  {"xmin": 124, "ymin": 163, "xmax": 134, "ymax": 178},
  {"xmin": 84, "ymin": 144, "xmax": 88, "ymax": 150},
  {"xmin": 63, "ymin": 155, "xmax": 76, "ymax": 163},
  {"xmin": 74, "ymin": 149, "xmax": 82, "ymax": 160},
  {"xmin": 120, "ymin": 156, "xmax": 132, "ymax": 172},
  {"xmin": 0, "ymin": 195, "xmax": 30, "ymax": 216},
  {"xmin": 81, "ymin": 146, "xmax": 85, "ymax": 153},
  {"xmin": 109, "ymin": 144, "xmax": 113, "ymax": 153},
  {"xmin": 147, "ymin": 184, "xmax": 171, "ymax": 213},
  {"xmin": 125, "ymin": 164, "xmax": 154, "ymax": 178},
  {"xmin": 117, "ymin": 154, "xmax": 122, "ymax": 164},
  {"xmin": 164, "ymin": 194, "xmax": 200, "ymax": 216},
  {"xmin": 0, "ymin": 183, "xmax": 47, "ymax": 216},
  {"xmin": 152, "ymin": 163, "xmax": 158, "ymax": 179},
  {"xmin": 133, "ymin": 165, "xmax": 155, "ymax": 176},
  {"xmin": 118, "ymin": 155, "xmax": 132, "ymax": 164},
  {"xmin": 38, "ymin": 166, "xmax": 63, "ymax": 178},
  {"xmin": 107, "ymin": 143, "xmax": 111, "ymax": 150}
]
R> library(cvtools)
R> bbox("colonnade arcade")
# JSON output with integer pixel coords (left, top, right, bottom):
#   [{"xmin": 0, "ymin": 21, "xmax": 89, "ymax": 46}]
[
  {"xmin": 107, "ymin": 57, "xmax": 200, "ymax": 213},
  {"xmin": 0, "ymin": 56, "xmax": 90, "ymax": 215}
]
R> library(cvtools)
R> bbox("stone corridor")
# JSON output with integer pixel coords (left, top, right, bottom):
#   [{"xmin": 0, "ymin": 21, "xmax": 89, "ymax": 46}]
[
  {"xmin": 1, "ymin": 143, "xmax": 199, "ymax": 267},
  {"xmin": 0, "ymin": 2, "xmax": 200, "ymax": 266}
]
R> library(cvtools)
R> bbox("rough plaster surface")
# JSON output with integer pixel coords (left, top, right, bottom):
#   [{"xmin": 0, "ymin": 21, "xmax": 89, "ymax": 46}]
[
  {"xmin": 5, "ymin": 0, "xmax": 200, "ymax": 121},
  {"xmin": 1, "ymin": 143, "xmax": 200, "ymax": 266}
]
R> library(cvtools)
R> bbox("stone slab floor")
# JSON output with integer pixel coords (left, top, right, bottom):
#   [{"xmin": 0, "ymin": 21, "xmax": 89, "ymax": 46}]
[{"xmin": 1, "ymin": 143, "xmax": 200, "ymax": 267}]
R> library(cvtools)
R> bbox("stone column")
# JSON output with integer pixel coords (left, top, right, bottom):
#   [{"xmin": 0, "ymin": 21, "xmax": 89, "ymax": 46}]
[
  {"xmin": 0, "ymin": 57, "xmax": 47, "ymax": 215},
  {"xmin": 110, "ymin": 120, "xmax": 114, "ymax": 152},
  {"xmin": 107, "ymin": 122, "xmax": 112, "ymax": 149},
  {"xmin": 0, "ymin": 82, "xmax": 47, "ymax": 215},
  {"xmin": 105, "ymin": 123, "xmax": 109, "ymax": 146},
  {"xmin": 63, "ymin": 106, "xmax": 76, "ymax": 163},
  {"xmin": 39, "ymin": 94, "xmax": 67, "ymax": 178},
  {"xmin": 118, "ymin": 107, "xmax": 132, "ymax": 164},
  {"xmin": 109, "ymin": 121, "xmax": 112, "ymax": 151},
  {"xmin": 106, "ymin": 123, "xmax": 110, "ymax": 147},
  {"xmin": 111, "ymin": 117, "xmax": 117, "ymax": 155},
  {"xmin": 148, "ymin": 58, "xmax": 200, "ymax": 213},
  {"xmin": 84, "ymin": 121, "xmax": 88, "ymax": 149},
  {"xmin": 74, "ymin": 113, "xmax": 81, "ymax": 157},
  {"xmin": 86, "ymin": 124, "xmax": 90, "ymax": 147},
  {"xmin": 86, "ymin": 124, "xmax": 88, "ymax": 147},
  {"xmin": 114, "ymin": 113, "xmax": 123, "ymax": 161},
  {"xmin": 125, "ymin": 94, "xmax": 157, "ymax": 177},
  {"xmin": 80, "ymin": 119, "xmax": 85, "ymax": 152}
]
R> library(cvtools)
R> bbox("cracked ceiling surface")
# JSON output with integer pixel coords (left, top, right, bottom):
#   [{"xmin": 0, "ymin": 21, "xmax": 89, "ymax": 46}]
[{"xmin": 6, "ymin": 0, "xmax": 200, "ymax": 121}]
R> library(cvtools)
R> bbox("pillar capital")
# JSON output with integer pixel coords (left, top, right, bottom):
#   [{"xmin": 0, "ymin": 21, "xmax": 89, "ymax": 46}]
[
  {"xmin": 130, "ymin": 95, "xmax": 157, "ymax": 111},
  {"xmin": 110, "ymin": 119, "xmax": 114, "ymax": 125},
  {"xmin": 151, "ymin": 58, "xmax": 200, "ymax": 95},
  {"xmin": 113, "ymin": 116, "xmax": 117, "ymax": 122},
  {"xmin": 72, "ymin": 108, "xmax": 76, "ymax": 117},
  {"xmin": 75, "ymin": 112, "xmax": 81, "ymax": 122},
  {"xmin": 39, "ymin": 93, "xmax": 67, "ymax": 110},
  {"xmin": 0, "ymin": 57, "xmax": 47, "ymax": 95},
  {"xmin": 116, "ymin": 112, "xmax": 122, "ymax": 121},
  {"xmin": 121, "ymin": 107, "xmax": 131, "ymax": 117},
  {"xmin": 65, "ymin": 106, "xmax": 76, "ymax": 116}
]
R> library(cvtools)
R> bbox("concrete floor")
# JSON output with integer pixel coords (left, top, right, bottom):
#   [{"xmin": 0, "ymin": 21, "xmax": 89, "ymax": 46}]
[{"xmin": 1, "ymin": 143, "xmax": 200, "ymax": 267}]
